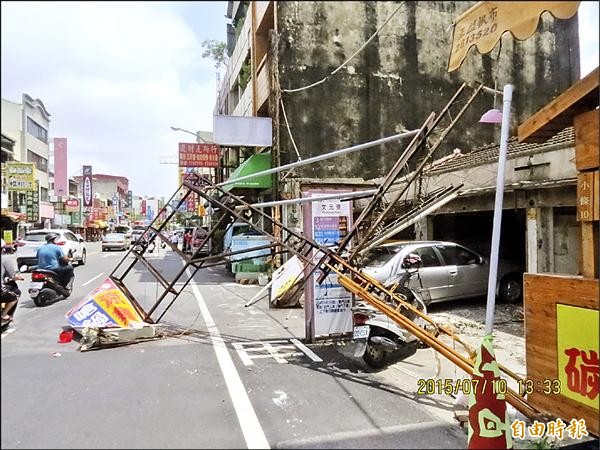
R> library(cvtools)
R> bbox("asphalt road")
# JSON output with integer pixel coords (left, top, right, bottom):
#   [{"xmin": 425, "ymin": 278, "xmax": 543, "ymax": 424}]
[{"xmin": 1, "ymin": 242, "xmax": 467, "ymax": 449}]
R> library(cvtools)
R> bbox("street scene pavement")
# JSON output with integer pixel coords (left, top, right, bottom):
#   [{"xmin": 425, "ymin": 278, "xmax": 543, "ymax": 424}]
[{"xmin": 0, "ymin": 242, "xmax": 481, "ymax": 449}]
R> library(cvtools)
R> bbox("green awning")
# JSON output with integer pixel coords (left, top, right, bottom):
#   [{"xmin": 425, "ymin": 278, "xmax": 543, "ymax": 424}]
[{"xmin": 223, "ymin": 152, "xmax": 272, "ymax": 192}]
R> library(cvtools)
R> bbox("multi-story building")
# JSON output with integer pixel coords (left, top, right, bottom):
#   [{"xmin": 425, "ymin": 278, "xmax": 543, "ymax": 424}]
[{"xmin": 1, "ymin": 94, "xmax": 54, "ymax": 230}]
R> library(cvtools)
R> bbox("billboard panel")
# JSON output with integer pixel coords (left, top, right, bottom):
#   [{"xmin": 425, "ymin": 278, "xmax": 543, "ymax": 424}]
[
  {"xmin": 6, "ymin": 162, "xmax": 35, "ymax": 191},
  {"xmin": 53, "ymin": 138, "xmax": 68, "ymax": 196},
  {"xmin": 178, "ymin": 143, "xmax": 220, "ymax": 168},
  {"xmin": 213, "ymin": 115, "xmax": 272, "ymax": 147}
]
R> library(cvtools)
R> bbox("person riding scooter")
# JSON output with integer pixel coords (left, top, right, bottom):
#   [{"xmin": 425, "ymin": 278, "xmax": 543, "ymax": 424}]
[
  {"xmin": 36, "ymin": 233, "xmax": 74, "ymax": 288},
  {"xmin": 1, "ymin": 239, "xmax": 23, "ymax": 327}
]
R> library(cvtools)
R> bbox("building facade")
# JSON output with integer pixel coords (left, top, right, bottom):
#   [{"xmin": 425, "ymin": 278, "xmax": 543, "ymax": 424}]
[{"xmin": 1, "ymin": 94, "xmax": 54, "ymax": 232}]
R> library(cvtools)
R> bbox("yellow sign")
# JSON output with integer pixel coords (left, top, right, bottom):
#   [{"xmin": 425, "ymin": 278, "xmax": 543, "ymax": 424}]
[
  {"xmin": 448, "ymin": 1, "xmax": 580, "ymax": 72},
  {"xmin": 6, "ymin": 162, "xmax": 36, "ymax": 191},
  {"xmin": 556, "ymin": 304, "xmax": 599, "ymax": 409}
]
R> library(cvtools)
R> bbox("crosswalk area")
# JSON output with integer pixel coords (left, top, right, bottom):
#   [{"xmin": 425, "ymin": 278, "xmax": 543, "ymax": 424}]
[{"xmin": 232, "ymin": 338, "xmax": 322, "ymax": 366}]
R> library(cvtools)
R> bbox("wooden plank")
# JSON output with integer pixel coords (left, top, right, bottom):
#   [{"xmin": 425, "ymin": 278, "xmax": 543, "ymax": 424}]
[
  {"xmin": 577, "ymin": 171, "xmax": 595, "ymax": 222},
  {"xmin": 524, "ymin": 274, "xmax": 599, "ymax": 309},
  {"xmin": 594, "ymin": 170, "xmax": 600, "ymax": 221},
  {"xmin": 581, "ymin": 222, "xmax": 599, "ymax": 278},
  {"xmin": 574, "ymin": 109, "xmax": 600, "ymax": 171},
  {"xmin": 518, "ymin": 67, "xmax": 599, "ymax": 143},
  {"xmin": 529, "ymin": 391, "xmax": 599, "ymax": 436}
]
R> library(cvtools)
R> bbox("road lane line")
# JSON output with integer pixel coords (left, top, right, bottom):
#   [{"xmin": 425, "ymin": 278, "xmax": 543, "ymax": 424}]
[
  {"xmin": 290, "ymin": 338, "xmax": 323, "ymax": 362},
  {"xmin": 187, "ymin": 269, "xmax": 269, "ymax": 449},
  {"xmin": 82, "ymin": 272, "xmax": 105, "ymax": 287}
]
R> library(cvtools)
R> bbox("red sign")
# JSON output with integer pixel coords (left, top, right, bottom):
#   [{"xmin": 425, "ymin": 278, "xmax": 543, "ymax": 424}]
[
  {"xmin": 141, "ymin": 200, "xmax": 146, "ymax": 215},
  {"xmin": 64, "ymin": 199, "xmax": 79, "ymax": 211},
  {"xmin": 178, "ymin": 143, "xmax": 220, "ymax": 168}
]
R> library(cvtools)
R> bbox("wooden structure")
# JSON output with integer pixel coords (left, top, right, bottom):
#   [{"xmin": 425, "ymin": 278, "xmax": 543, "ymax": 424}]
[{"xmin": 519, "ymin": 67, "xmax": 599, "ymax": 436}]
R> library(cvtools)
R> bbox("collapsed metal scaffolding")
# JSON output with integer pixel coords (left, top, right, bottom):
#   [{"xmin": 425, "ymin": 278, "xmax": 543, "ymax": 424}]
[{"xmin": 107, "ymin": 82, "xmax": 544, "ymax": 420}]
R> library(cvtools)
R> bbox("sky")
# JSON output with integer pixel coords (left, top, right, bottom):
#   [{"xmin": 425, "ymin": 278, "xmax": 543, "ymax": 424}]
[{"xmin": 1, "ymin": 1, "xmax": 599, "ymax": 199}]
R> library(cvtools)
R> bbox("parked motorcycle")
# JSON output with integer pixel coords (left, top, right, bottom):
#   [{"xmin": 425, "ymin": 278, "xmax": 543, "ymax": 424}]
[{"xmin": 352, "ymin": 253, "xmax": 429, "ymax": 369}]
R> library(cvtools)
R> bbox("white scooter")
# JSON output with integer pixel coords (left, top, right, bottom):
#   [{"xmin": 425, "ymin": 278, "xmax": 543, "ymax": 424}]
[{"xmin": 352, "ymin": 253, "xmax": 429, "ymax": 369}]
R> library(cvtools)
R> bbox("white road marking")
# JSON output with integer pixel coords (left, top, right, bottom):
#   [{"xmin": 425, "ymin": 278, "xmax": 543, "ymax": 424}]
[
  {"xmin": 233, "ymin": 339, "xmax": 322, "ymax": 365},
  {"xmin": 290, "ymin": 338, "xmax": 323, "ymax": 362},
  {"xmin": 82, "ymin": 272, "xmax": 105, "ymax": 287},
  {"xmin": 187, "ymin": 269, "xmax": 269, "ymax": 450}
]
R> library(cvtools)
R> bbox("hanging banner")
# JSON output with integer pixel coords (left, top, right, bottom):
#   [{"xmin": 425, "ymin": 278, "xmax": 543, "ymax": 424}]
[
  {"xmin": 6, "ymin": 162, "xmax": 35, "ymax": 191},
  {"xmin": 82, "ymin": 165, "xmax": 93, "ymax": 207},
  {"xmin": 65, "ymin": 278, "xmax": 145, "ymax": 329},
  {"xmin": 448, "ymin": 1, "xmax": 580, "ymax": 72}
]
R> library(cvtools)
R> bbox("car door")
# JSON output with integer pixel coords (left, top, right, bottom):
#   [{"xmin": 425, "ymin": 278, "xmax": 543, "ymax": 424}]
[
  {"xmin": 405, "ymin": 245, "xmax": 449, "ymax": 304},
  {"xmin": 434, "ymin": 244, "xmax": 487, "ymax": 300}
]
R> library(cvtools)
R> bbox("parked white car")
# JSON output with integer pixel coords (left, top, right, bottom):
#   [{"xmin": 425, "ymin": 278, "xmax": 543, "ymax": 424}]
[
  {"xmin": 359, "ymin": 240, "xmax": 524, "ymax": 304},
  {"xmin": 15, "ymin": 229, "xmax": 87, "ymax": 267}
]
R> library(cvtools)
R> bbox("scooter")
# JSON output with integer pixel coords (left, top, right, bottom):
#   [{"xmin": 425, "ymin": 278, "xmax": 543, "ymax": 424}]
[
  {"xmin": 27, "ymin": 268, "xmax": 74, "ymax": 307},
  {"xmin": 352, "ymin": 253, "xmax": 429, "ymax": 369}
]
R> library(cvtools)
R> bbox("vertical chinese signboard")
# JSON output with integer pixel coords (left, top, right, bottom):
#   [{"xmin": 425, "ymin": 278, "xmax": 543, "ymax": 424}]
[
  {"xmin": 82, "ymin": 165, "xmax": 93, "ymax": 207},
  {"xmin": 303, "ymin": 191, "xmax": 353, "ymax": 340},
  {"xmin": 26, "ymin": 181, "xmax": 40, "ymax": 222}
]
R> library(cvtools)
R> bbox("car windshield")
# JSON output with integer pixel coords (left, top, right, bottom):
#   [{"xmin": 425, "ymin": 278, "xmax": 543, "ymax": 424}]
[
  {"xmin": 24, "ymin": 233, "xmax": 52, "ymax": 242},
  {"xmin": 104, "ymin": 233, "xmax": 125, "ymax": 241},
  {"xmin": 361, "ymin": 244, "xmax": 407, "ymax": 267}
]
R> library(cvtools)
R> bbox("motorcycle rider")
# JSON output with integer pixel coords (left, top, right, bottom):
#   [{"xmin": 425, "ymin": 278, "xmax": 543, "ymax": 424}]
[
  {"xmin": 1, "ymin": 239, "xmax": 23, "ymax": 325},
  {"xmin": 36, "ymin": 233, "xmax": 74, "ymax": 288}
]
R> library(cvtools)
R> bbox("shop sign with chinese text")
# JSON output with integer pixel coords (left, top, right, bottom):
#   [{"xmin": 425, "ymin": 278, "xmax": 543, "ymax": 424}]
[
  {"xmin": 178, "ymin": 143, "xmax": 220, "ymax": 168},
  {"xmin": 6, "ymin": 162, "xmax": 35, "ymax": 191},
  {"xmin": 556, "ymin": 304, "xmax": 599, "ymax": 409}
]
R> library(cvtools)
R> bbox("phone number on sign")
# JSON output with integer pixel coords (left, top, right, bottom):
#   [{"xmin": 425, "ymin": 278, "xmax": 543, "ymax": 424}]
[{"xmin": 417, "ymin": 378, "xmax": 509, "ymax": 396}]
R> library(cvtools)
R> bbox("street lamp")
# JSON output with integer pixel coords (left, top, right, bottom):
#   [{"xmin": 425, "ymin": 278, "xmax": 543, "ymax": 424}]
[{"xmin": 170, "ymin": 126, "xmax": 207, "ymax": 143}]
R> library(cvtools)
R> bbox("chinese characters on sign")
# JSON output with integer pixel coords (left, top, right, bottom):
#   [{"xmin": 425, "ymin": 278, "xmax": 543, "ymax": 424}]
[
  {"xmin": 557, "ymin": 304, "xmax": 599, "ymax": 410},
  {"xmin": 26, "ymin": 181, "xmax": 39, "ymax": 221},
  {"xmin": 310, "ymin": 193, "xmax": 353, "ymax": 337},
  {"xmin": 577, "ymin": 171, "xmax": 599, "ymax": 221},
  {"xmin": 178, "ymin": 143, "xmax": 220, "ymax": 168},
  {"xmin": 6, "ymin": 162, "xmax": 35, "ymax": 191},
  {"xmin": 82, "ymin": 165, "xmax": 93, "ymax": 207}
]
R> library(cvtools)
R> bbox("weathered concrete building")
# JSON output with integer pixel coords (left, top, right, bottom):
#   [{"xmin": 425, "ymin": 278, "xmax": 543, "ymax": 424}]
[
  {"xmin": 217, "ymin": 1, "xmax": 579, "ymax": 179},
  {"xmin": 215, "ymin": 1, "xmax": 589, "ymax": 283}
]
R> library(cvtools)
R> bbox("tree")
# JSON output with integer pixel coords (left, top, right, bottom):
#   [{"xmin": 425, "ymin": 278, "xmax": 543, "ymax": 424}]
[{"xmin": 201, "ymin": 40, "xmax": 228, "ymax": 70}]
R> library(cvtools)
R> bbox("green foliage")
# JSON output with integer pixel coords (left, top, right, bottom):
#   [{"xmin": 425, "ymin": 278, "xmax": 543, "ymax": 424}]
[
  {"xmin": 201, "ymin": 40, "xmax": 228, "ymax": 70},
  {"xmin": 526, "ymin": 436, "xmax": 558, "ymax": 450},
  {"xmin": 239, "ymin": 58, "xmax": 251, "ymax": 90}
]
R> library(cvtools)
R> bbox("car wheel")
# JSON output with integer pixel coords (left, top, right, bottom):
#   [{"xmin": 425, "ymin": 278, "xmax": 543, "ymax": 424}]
[
  {"xmin": 79, "ymin": 249, "xmax": 87, "ymax": 266},
  {"xmin": 499, "ymin": 274, "xmax": 523, "ymax": 303}
]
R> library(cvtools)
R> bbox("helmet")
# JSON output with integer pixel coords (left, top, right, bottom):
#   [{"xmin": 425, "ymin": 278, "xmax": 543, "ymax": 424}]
[{"xmin": 45, "ymin": 232, "xmax": 60, "ymax": 243}]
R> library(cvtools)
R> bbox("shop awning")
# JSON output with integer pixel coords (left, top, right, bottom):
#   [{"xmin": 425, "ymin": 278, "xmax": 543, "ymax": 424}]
[
  {"xmin": 223, "ymin": 152, "xmax": 272, "ymax": 192},
  {"xmin": 1, "ymin": 210, "xmax": 26, "ymax": 222}
]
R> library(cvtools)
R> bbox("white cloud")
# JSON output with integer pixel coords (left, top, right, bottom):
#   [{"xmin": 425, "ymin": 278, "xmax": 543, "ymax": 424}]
[{"xmin": 1, "ymin": 1, "xmax": 221, "ymax": 197}]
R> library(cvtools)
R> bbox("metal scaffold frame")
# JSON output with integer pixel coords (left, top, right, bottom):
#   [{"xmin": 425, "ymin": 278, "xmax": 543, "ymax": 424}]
[{"xmin": 105, "ymin": 83, "xmax": 544, "ymax": 421}]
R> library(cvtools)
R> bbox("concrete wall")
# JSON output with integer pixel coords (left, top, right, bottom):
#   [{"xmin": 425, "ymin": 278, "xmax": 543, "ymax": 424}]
[
  {"xmin": 276, "ymin": 1, "xmax": 580, "ymax": 179},
  {"xmin": 1, "ymin": 99, "xmax": 22, "ymax": 161}
]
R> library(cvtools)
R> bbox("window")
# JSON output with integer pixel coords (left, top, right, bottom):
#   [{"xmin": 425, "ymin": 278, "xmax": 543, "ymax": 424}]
[
  {"xmin": 412, "ymin": 247, "xmax": 442, "ymax": 267},
  {"xmin": 27, "ymin": 149, "xmax": 48, "ymax": 172},
  {"xmin": 436, "ymin": 245, "xmax": 480, "ymax": 266},
  {"xmin": 64, "ymin": 232, "xmax": 78, "ymax": 242},
  {"xmin": 27, "ymin": 117, "xmax": 48, "ymax": 143},
  {"xmin": 40, "ymin": 187, "xmax": 48, "ymax": 202}
]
